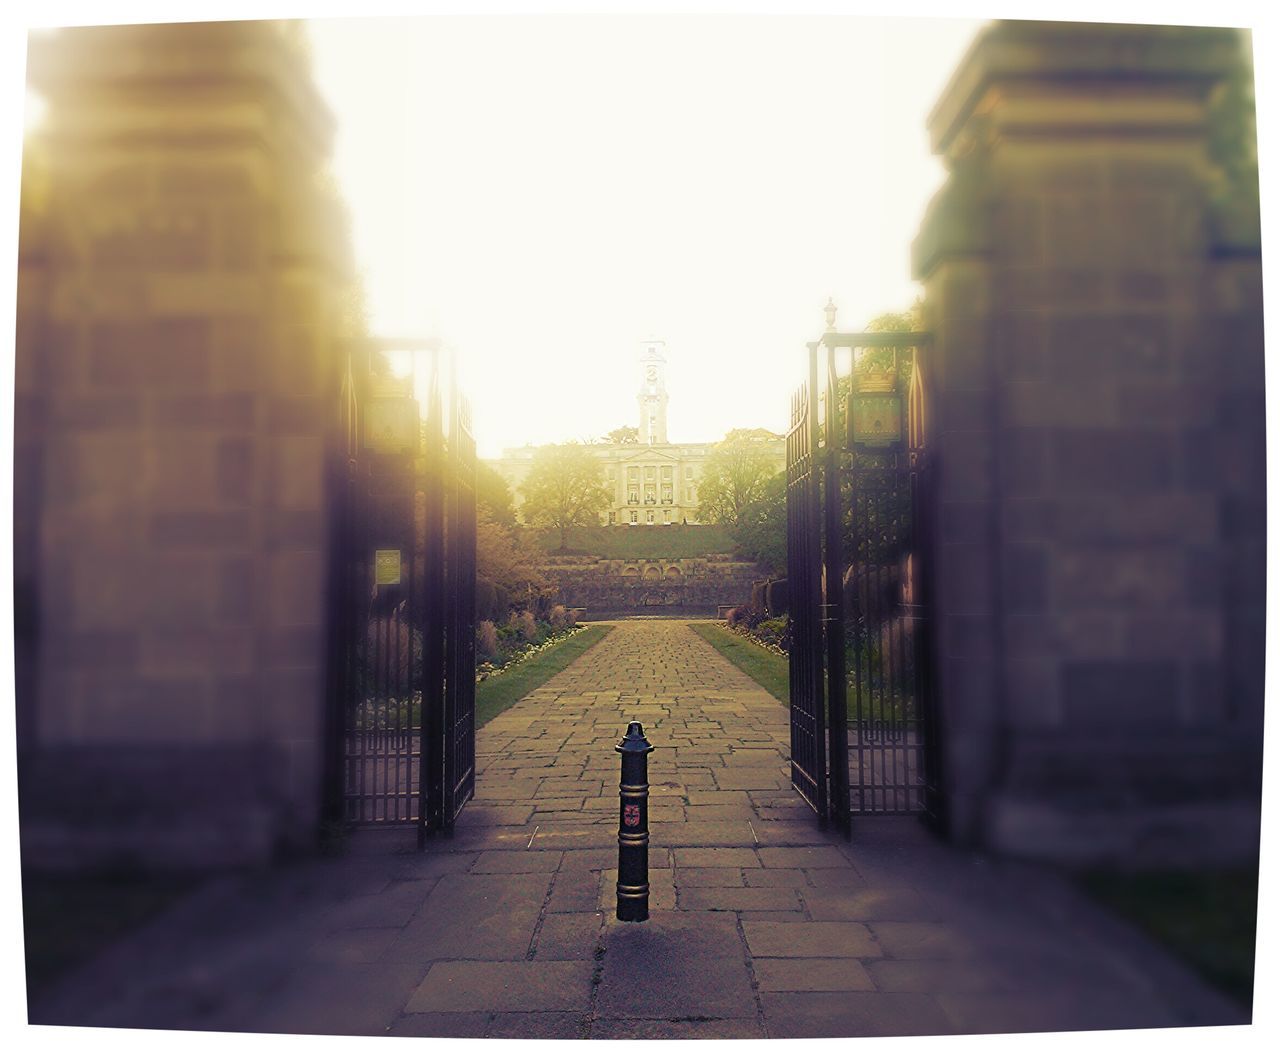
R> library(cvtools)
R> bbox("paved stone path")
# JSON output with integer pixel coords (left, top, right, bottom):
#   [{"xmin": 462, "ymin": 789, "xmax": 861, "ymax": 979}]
[{"xmin": 31, "ymin": 620, "xmax": 1246, "ymax": 1037}]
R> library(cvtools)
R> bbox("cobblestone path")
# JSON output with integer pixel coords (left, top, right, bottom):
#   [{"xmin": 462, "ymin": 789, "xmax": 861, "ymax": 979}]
[{"xmin": 31, "ymin": 620, "xmax": 1246, "ymax": 1038}]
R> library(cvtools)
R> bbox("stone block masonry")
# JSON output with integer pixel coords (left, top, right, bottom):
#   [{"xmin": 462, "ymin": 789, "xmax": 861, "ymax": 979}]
[
  {"xmin": 539, "ymin": 553, "xmax": 766, "ymax": 616},
  {"xmin": 16, "ymin": 21, "xmax": 361, "ymax": 867},
  {"xmin": 912, "ymin": 21, "xmax": 1262, "ymax": 864}
]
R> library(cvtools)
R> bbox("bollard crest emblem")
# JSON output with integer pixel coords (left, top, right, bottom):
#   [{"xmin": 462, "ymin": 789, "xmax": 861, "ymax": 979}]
[{"xmin": 623, "ymin": 803, "xmax": 640, "ymax": 827}]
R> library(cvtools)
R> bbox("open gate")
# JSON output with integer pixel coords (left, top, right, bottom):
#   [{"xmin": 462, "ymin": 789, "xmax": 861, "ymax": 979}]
[
  {"xmin": 785, "ymin": 328, "xmax": 943, "ymax": 836},
  {"xmin": 323, "ymin": 339, "xmax": 476, "ymax": 844}
]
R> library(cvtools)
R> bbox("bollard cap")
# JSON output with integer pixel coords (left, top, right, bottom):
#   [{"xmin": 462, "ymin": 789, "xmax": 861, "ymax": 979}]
[{"xmin": 615, "ymin": 720, "xmax": 655, "ymax": 754}]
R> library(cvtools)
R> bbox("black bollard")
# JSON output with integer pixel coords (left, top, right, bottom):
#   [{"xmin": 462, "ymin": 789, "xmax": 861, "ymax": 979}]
[{"xmin": 615, "ymin": 720, "xmax": 654, "ymax": 922}]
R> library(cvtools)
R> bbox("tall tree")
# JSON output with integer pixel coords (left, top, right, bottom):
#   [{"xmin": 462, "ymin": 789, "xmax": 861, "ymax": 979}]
[
  {"xmin": 864, "ymin": 297, "xmax": 924, "ymax": 335},
  {"xmin": 519, "ymin": 443, "xmax": 611, "ymax": 550},
  {"xmin": 859, "ymin": 298, "xmax": 925, "ymax": 371},
  {"xmin": 731, "ymin": 471, "xmax": 787, "ymax": 574},
  {"xmin": 475, "ymin": 460, "xmax": 517, "ymax": 528},
  {"xmin": 697, "ymin": 430, "xmax": 783, "ymax": 526},
  {"xmin": 605, "ymin": 425, "xmax": 639, "ymax": 445},
  {"xmin": 475, "ymin": 510, "xmax": 551, "ymax": 619}
]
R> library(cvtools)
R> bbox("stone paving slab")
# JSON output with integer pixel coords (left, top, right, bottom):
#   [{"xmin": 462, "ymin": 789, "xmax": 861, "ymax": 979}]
[
  {"xmin": 677, "ymin": 886, "xmax": 802, "ymax": 912},
  {"xmin": 743, "ymin": 919, "xmax": 882, "ymax": 959},
  {"xmin": 382, "ymin": 872, "xmax": 549, "ymax": 963},
  {"xmin": 675, "ymin": 866, "xmax": 745, "ymax": 887},
  {"xmin": 592, "ymin": 1017, "xmax": 767, "ymax": 1039},
  {"xmin": 533, "ymin": 911, "xmax": 603, "ymax": 960},
  {"xmin": 545, "ymin": 869, "xmax": 604, "ymax": 913},
  {"xmin": 744, "ymin": 868, "xmax": 808, "ymax": 887},
  {"xmin": 759, "ymin": 845, "xmax": 849, "ymax": 868},
  {"xmin": 761, "ymin": 990, "xmax": 958, "ymax": 1038},
  {"xmin": 240, "ymin": 961, "xmax": 431, "ymax": 1036},
  {"xmin": 486, "ymin": 1010, "xmax": 590, "ymax": 1039},
  {"xmin": 868, "ymin": 920, "xmax": 983, "ymax": 959},
  {"xmin": 754, "ymin": 957, "xmax": 877, "ymax": 992},
  {"xmin": 801, "ymin": 885, "xmax": 938, "ymax": 921},
  {"xmin": 595, "ymin": 910, "xmax": 758, "ymax": 1020},
  {"xmin": 29, "ymin": 619, "xmax": 1251, "ymax": 1038},
  {"xmin": 471, "ymin": 849, "xmax": 563, "ymax": 872},
  {"xmin": 387, "ymin": 1010, "xmax": 490, "ymax": 1037},
  {"xmin": 406, "ymin": 960, "xmax": 596, "ymax": 1013}
]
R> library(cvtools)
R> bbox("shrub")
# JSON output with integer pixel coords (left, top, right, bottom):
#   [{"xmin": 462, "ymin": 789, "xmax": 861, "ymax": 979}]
[
  {"xmin": 548, "ymin": 604, "xmax": 571, "ymax": 632},
  {"xmin": 475, "ymin": 580, "xmax": 499, "ymax": 623},
  {"xmin": 507, "ymin": 609, "xmax": 540, "ymax": 644},
  {"xmin": 476, "ymin": 620, "xmax": 499, "ymax": 661},
  {"xmin": 754, "ymin": 616, "xmax": 789, "ymax": 649}
]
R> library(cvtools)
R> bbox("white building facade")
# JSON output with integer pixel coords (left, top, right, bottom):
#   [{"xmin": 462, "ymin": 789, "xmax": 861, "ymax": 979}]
[{"xmin": 490, "ymin": 340, "xmax": 784, "ymax": 526}]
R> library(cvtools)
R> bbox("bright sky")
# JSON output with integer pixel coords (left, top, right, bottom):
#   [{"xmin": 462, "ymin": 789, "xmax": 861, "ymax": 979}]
[{"xmin": 305, "ymin": 14, "xmax": 985, "ymax": 457}]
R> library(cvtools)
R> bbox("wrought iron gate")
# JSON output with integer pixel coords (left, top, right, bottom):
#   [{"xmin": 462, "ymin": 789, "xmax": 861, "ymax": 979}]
[
  {"xmin": 785, "ymin": 328, "xmax": 942, "ymax": 836},
  {"xmin": 323, "ymin": 339, "xmax": 476, "ymax": 843},
  {"xmin": 785, "ymin": 360, "xmax": 827, "ymax": 819}
]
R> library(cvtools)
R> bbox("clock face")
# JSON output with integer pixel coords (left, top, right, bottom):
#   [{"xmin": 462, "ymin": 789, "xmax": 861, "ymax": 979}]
[{"xmin": 646, "ymin": 366, "xmax": 657, "ymax": 382}]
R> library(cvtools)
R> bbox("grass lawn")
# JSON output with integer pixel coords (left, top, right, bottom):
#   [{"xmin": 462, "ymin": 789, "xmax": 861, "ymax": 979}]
[
  {"xmin": 476, "ymin": 624, "xmax": 613, "ymax": 728},
  {"xmin": 1078, "ymin": 867, "xmax": 1258, "ymax": 1007},
  {"xmin": 527, "ymin": 524, "xmax": 737, "ymax": 559},
  {"xmin": 690, "ymin": 622, "xmax": 789, "ymax": 704},
  {"xmin": 23, "ymin": 871, "xmax": 201, "ymax": 1001}
]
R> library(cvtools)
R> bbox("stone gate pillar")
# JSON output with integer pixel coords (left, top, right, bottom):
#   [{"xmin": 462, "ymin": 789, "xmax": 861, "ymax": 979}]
[
  {"xmin": 913, "ymin": 22, "xmax": 1262, "ymax": 863},
  {"xmin": 17, "ymin": 21, "xmax": 360, "ymax": 867}
]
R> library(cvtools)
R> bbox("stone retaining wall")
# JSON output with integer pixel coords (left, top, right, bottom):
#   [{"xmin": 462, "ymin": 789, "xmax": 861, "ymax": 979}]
[{"xmin": 540, "ymin": 555, "xmax": 765, "ymax": 616}]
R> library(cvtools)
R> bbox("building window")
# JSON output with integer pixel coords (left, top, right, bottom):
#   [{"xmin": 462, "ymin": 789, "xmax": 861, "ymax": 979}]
[
  {"xmin": 627, "ymin": 467, "xmax": 639, "ymax": 482},
  {"xmin": 630, "ymin": 511, "xmax": 638, "ymax": 524},
  {"xmin": 662, "ymin": 487, "xmax": 672, "ymax": 504},
  {"xmin": 661, "ymin": 466, "xmax": 673, "ymax": 480},
  {"xmin": 628, "ymin": 488, "xmax": 639, "ymax": 504},
  {"xmin": 647, "ymin": 511, "xmax": 654, "ymax": 524},
  {"xmin": 644, "ymin": 466, "xmax": 655, "ymax": 480},
  {"xmin": 664, "ymin": 510, "xmax": 673, "ymax": 524},
  {"xmin": 609, "ymin": 511, "xmax": 617, "ymax": 524},
  {"xmin": 685, "ymin": 487, "xmax": 694, "ymax": 503}
]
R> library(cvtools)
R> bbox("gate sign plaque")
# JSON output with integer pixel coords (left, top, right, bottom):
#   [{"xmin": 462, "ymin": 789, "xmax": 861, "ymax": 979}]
[
  {"xmin": 850, "ymin": 393, "xmax": 903, "ymax": 447},
  {"xmin": 374, "ymin": 549, "xmax": 402, "ymax": 586},
  {"xmin": 364, "ymin": 397, "xmax": 418, "ymax": 453}
]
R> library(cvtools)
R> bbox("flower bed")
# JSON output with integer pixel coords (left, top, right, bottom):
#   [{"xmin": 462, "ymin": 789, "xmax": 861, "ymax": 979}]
[
  {"xmin": 476, "ymin": 623, "xmax": 587, "ymax": 682},
  {"xmin": 723, "ymin": 606, "xmax": 789, "ymax": 656},
  {"xmin": 475, "ymin": 604, "xmax": 584, "ymax": 682}
]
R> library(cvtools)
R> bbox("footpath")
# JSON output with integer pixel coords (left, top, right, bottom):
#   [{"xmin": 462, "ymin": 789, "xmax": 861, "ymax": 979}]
[{"xmin": 30, "ymin": 620, "xmax": 1247, "ymax": 1038}]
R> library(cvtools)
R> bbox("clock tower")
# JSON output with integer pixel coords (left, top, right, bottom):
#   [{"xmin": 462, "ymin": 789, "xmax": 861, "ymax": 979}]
[{"xmin": 637, "ymin": 339, "xmax": 669, "ymax": 445}]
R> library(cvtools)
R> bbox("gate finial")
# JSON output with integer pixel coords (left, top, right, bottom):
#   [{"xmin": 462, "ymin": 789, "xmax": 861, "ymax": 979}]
[{"xmin": 824, "ymin": 297, "xmax": 838, "ymax": 332}]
